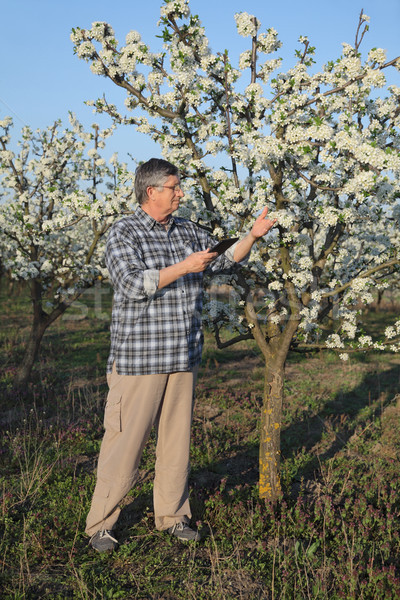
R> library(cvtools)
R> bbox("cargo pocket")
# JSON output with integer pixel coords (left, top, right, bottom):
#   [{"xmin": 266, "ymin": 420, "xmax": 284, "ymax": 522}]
[{"xmin": 104, "ymin": 390, "xmax": 122, "ymax": 432}]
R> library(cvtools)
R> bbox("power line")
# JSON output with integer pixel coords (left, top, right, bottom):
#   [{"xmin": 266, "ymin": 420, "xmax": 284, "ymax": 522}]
[{"xmin": 0, "ymin": 97, "xmax": 28, "ymax": 126}]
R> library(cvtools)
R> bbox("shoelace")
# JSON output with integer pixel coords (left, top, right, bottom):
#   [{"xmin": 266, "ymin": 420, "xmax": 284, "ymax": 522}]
[
  {"xmin": 99, "ymin": 530, "xmax": 118, "ymax": 543},
  {"xmin": 90, "ymin": 529, "xmax": 118, "ymax": 545},
  {"xmin": 170, "ymin": 522, "xmax": 187, "ymax": 534}
]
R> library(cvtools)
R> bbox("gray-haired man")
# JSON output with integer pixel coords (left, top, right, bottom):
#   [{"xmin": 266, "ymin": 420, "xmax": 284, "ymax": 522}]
[{"xmin": 86, "ymin": 158, "xmax": 276, "ymax": 551}]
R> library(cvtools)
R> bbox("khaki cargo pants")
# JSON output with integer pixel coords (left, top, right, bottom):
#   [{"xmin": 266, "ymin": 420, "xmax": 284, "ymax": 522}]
[{"xmin": 85, "ymin": 363, "xmax": 197, "ymax": 536}]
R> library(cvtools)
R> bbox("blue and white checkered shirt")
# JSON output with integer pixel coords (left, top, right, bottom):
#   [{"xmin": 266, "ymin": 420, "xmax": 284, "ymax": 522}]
[{"xmin": 105, "ymin": 207, "xmax": 237, "ymax": 375}]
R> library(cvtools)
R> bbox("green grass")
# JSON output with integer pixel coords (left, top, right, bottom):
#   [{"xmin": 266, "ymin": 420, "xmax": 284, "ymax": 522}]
[{"xmin": 1, "ymin": 280, "xmax": 400, "ymax": 598}]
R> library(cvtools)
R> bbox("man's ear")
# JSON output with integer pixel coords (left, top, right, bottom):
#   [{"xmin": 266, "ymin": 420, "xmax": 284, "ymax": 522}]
[{"xmin": 145, "ymin": 185, "xmax": 154, "ymax": 202}]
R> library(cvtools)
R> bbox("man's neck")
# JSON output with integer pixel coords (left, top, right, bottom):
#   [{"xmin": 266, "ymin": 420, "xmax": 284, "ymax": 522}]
[{"xmin": 141, "ymin": 204, "xmax": 171, "ymax": 225}]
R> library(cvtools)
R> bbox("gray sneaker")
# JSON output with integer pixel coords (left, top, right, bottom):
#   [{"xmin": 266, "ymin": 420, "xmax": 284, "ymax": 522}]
[
  {"xmin": 167, "ymin": 522, "xmax": 201, "ymax": 542},
  {"xmin": 89, "ymin": 529, "xmax": 118, "ymax": 552}
]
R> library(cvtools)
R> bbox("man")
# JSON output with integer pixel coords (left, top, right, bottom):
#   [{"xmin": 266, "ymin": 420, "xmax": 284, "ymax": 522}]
[{"xmin": 86, "ymin": 158, "xmax": 276, "ymax": 551}]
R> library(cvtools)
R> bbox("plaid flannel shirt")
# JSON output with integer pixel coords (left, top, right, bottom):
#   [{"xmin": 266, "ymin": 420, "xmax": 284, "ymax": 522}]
[{"xmin": 105, "ymin": 207, "xmax": 238, "ymax": 375}]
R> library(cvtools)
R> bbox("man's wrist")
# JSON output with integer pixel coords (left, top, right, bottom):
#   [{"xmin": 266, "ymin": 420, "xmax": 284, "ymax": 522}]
[
  {"xmin": 248, "ymin": 231, "xmax": 258, "ymax": 243},
  {"xmin": 179, "ymin": 257, "xmax": 191, "ymax": 276}
]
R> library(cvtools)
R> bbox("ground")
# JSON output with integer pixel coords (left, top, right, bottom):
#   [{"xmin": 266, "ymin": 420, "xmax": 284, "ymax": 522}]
[{"xmin": 0, "ymin": 282, "xmax": 399, "ymax": 599}]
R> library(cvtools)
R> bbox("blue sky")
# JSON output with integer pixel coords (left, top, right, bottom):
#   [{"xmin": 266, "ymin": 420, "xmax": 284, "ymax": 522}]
[{"xmin": 1, "ymin": 0, "xmax": 400, "ymax": 161}]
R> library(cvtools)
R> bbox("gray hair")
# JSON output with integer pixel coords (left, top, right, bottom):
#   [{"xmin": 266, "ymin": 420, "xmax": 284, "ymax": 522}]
[{"xmin": 135, "ymin": 158, "xmax": 179, "ymax": 205}]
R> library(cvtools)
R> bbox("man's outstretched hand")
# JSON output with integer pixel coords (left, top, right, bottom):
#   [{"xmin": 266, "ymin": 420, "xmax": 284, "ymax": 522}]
[
  {"xmin": 250, "ymin": 207, "xmax": 277, "ymax": 240},
  {"xmin": 232, "ymin": 206, "xmax": 277, "ymax": 263}
]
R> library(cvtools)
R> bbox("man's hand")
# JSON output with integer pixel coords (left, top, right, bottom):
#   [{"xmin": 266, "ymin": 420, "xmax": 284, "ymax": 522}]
[
  {"xmin": 233, "ymin": 207, "xmax": 277, "ymax": 263},
  {"xmin": 183, "ymin": 249, "xmax": 218, "ymax": 273},
  {"xmin": 158, "ymin": 249, "xmax": 218, "ymax": 290},
  {"xmin": 250, "ymin": 207, "xmax": 277, "ymax": 240}
]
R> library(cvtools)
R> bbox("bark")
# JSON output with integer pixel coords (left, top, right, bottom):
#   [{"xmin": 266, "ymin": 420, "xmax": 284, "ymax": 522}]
[
  {"xmin": 259, "ymin": 360, "xmax": 285, "ymax": 502},
  {"xmin": 244, "ymin": 297, "xmax": 295, "ymax": 503},
  {"xmin": 13, "ymin": 279, "xmax": 74, "ymax": 388},
  {"xmin": 376, "ymin": 289, "xmax": 385, "ymax": 309},
  {"xmin": 14, "ymin": 316, "xmax": 48, "ymax": 388}
]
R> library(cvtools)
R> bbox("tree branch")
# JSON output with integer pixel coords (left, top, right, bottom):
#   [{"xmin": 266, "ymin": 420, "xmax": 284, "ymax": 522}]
[
  {"xmin": 285, "ymin": 57, "xmax": 400, "ymax": 120},
  {"xmin": 322, "ymin": 258, "xmax": 399, "ymax": 299},
  {"xmin": 214, "ymin": 328, "xmax": 253, "ymax": 349}
]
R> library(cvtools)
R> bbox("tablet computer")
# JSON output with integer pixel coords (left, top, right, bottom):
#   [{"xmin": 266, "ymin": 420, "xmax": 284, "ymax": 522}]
[{"xmin": 209, "ymin": 237, "xmax": 239, "ymax": 255}]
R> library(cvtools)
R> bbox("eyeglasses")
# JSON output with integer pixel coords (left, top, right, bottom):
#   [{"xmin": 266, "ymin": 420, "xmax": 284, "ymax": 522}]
[{"xmin": 154, "ymin": 184, "xmax": 182, "ymax": 193}]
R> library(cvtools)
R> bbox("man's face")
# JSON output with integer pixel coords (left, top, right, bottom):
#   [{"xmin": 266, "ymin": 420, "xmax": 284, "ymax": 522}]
[{"xmin": 147, "ymin": 175, "xmax": 184, "ymax": 219}]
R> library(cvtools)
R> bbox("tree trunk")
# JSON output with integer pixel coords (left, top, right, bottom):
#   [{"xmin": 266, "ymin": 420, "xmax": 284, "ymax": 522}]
[
  {"xmin": 13, "ymin": 279, "xmax": 72, "ymax": 388},
  {"xmin": 376, "ymin": 289, "xmax": 384, "ymax": 309},
  {"xmin": 244, "ymin": 298, "xmax": 293, "ymax": 503},
  {"xmin": 14, "ymin": 317, "xmax": 48, "ymax": 388},
  {"xmin": 259, "ymin": 360, "xmax": 285, "ymax": 502}
]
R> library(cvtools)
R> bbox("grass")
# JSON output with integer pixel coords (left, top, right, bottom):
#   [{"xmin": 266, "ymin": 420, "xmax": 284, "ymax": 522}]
[{"xmin": 0, "ymin": 280, "xmax": 400, "ymax": 599}]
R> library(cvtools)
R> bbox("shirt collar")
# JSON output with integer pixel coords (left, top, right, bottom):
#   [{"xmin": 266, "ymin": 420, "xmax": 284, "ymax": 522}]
[{"xmin": 136, "ymin": 206, "xmax": 176, "ymax": 231}]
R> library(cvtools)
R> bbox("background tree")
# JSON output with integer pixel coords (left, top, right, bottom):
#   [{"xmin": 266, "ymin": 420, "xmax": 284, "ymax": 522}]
[
  {"xmin": 0, "ymin": 115, "xmax": 134, "ymax": 387},
  {"xmin": 72, "ymin": 0, "xmax": 400, "ymax": 502}
]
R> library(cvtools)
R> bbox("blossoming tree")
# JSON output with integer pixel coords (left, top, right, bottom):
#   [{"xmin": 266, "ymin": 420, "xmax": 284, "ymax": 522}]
[
  {"xmin": 72, "ymin": 0, "xmax": 400, "ymax": 501},
  {"xmin": 0, "ymin": 115, "xmax": 134, "ymax": 386}
]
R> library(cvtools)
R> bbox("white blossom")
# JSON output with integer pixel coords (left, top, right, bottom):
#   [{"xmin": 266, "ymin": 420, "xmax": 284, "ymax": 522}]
[
  {"xmin": 384, "ymin": 326, "xmax": 396, "ymax": 339},
  {"xmin": 234, "ymin": 12, "xmax": 260, "ymax": 38},
  {"xmin": 326, "ymin": 334, "xmax": 345, "ymax": 349}
]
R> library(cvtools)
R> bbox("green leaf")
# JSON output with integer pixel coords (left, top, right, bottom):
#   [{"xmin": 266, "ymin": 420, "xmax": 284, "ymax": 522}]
[{"xmin": 306, "ymin": 540, "xmax": 320, "ymax": 557}]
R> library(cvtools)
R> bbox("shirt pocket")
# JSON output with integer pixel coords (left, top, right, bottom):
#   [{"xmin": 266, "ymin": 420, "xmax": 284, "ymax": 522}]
[{"xmin": 104, "ymin": 390, "xmax": 122, "ymax": 432}]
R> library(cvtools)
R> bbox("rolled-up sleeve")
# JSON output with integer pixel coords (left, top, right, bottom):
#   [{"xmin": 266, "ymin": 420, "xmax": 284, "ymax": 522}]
[
  {"xmin": 143, "ymin": 269, "xmax": 160, "ymax": 295},
  {"xmin": 105, "ymin": 222, "xmax": 159, "ymax": 300},
  {"xmin": 225, "ymin": 239, "xmax": 250, "ymax": 264}
]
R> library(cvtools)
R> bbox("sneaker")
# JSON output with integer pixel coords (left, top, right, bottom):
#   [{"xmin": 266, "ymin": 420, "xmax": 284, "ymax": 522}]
[
  {"xmin": 167, "ymin": 522, "xmax": 201, "ymax": 542},
  {"xmin": 89, "ymin": 529, "xmax": 118, "ymax": 552}
]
